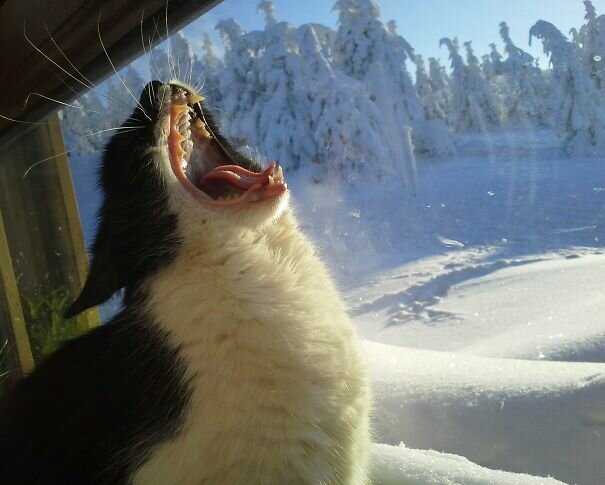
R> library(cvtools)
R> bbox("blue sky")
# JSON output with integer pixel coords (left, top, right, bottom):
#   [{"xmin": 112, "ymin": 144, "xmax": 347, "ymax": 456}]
[{"xmin": 183, "ymin": 0, "xmax": 605, "ymax": 68}]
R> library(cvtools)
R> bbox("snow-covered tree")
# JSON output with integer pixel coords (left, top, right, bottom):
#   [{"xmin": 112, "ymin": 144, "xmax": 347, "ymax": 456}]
[
  {"xmin": 297, "ymin": 24, "xmax": 392, "ymax": 180},
  {"xmin": 257, "ymin": 0, "xmax": 277, "ymax": 28},
  {"xmin": 482, "ymin": 43, "xmax": 503, "ymax": 81},
  {"xmin": 61, "ymin": 91, "xmax": 115, "ymax": 153},
  {"xmin": 428, "ymin": 57, "xmax": 451, "ymax": 115},
  {"xmin": 333, "ymin": 0, "xmax": 453, "ymax": 159},
  {"xmin": 250, "ymin": 19, "xmax": 316, "ymax": 171},
  {"xmin": 440, "ymin": 37, "xmax": 501, "ymax": 131},
  {"xmin": 170, "ymin": 32, "xmax": 196, "ymax": 84},
  {"xmin": 216, "ymin": 18, "xmax": 265, "ymax": 148},
  {"xmin": 415, "ymin": 55, "xmax": 447, "ymax": 122},
  {"xmin": 465, "ymin": 41, "xmax": 503, "ymax": 126},
  {"xmin": 105, "ymin": 66, "xmax": 146, "ymax": 127},
  {"xmin": 530, "ymin": 20, "xmax": 605, "ymax": 154},
  {"xmin": 332, "ymin": 0, "xmax": 383, "ymax": 79},
  {"xmin": 149, "ymin": 45, "xmax": 173, "ymax": 82},
  {"xmin": 191, "ymin": 33, "xmax": 224, "ymax": 106},
  {"xmin": 576, "ymin": 0, "xmax": 605, "ymax": 89},
  {"xmin": 498, "ymin": 22, "xmax": 548, "ymax": 122}
]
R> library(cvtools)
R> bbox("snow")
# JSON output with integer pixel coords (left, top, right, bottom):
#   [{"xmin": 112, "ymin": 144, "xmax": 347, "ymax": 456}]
[
  {"xmin": 58, "ymin": 1, "xmax": 605, "ymax": 482},
  {"xmin": 286, "ymin": 145, "xmax": 605, "ymax": 483},
  {"xmin": 370, "ymin": 443, "xmax": 564, "ymax": 484},
  {"xmin": 364, "ymin": 341, "xmax": 605, "ymax": 484}
]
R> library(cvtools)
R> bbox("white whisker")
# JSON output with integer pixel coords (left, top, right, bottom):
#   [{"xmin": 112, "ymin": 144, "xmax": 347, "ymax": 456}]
[
  {"xmin": 43, "ymin": 22, "xmax": 96, "ymax": 90},
  {"xmin": 0, "ymin": 113, "xmax": 60, "ymax": 126},
  {"xmin": 165, "ymin": 0, "xmax": 178, "ymax": 81},
  {"xmin": 22, "ymin": 150, "xmax": 72, "ymax": 179},
  {"xmin": 87, "ymin": 126, "xmax": 145, "ymax": 135},
  {"xmin": 23, "ymin": 24, "xmax": 94, "ymax": 96},
  {"xmin": 24, "ymin": 22, "xmax": 134, "ymax": 116},
  {"xmin": 22, "ymin": 125, "xmax": 144, "ymax": 179},
  {"xmin": 139, "ymin": 9, "xmax": 157, "ymax": 110},
  {"xmin": 97, "ymin": 10, "xmax": 153, "ymax": 122},
  {"xmin": 24, "ymin": 92, "xmax": 95, "ymax": 114}
]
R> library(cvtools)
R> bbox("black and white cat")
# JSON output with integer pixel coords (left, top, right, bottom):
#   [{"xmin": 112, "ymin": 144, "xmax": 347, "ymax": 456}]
[{"xmin": 0, "ymin": 81, "xmax": 371, "ymax": 484}]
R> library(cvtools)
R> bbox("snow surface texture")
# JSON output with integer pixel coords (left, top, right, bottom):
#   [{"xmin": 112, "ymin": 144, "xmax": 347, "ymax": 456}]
[
  {"xmin": 58, "ymin": 1, "xmax": 605, "ymax": 483},
  {"xmin": 370, "ymin": 443, "xmax": 564, "ymax": 484}
]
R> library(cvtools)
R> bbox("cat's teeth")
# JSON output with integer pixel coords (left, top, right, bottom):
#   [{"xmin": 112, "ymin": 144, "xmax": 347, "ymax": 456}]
[
  {"xmin": 188, "ymin": 94, "xmax": 205, "ymax": 104},
  {"xmin": 275, "ymin": 166, "xmax": 284, "ymax": 181},
  {"xmin": 268, "ymin": 175, "xmax": 275, "ymax": 185}
]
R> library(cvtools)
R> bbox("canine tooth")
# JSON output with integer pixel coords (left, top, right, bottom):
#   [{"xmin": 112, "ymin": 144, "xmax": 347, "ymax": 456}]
[
  {"xmin": 275, "ymin": 166, "xmax": 284, "ymax": 181},
  {"xmin": 268, "ymin": 175, "xmax": 275, "ymax": 185},
  {"xmin": 188, "ymin": 94, "xmax": 205, "ymax": 104}
]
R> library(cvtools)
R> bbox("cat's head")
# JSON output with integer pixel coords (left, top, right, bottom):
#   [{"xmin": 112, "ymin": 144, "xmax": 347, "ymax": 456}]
[{"xmin": 65, "ymin": 81, "xmax": 288, "ymax": 317}]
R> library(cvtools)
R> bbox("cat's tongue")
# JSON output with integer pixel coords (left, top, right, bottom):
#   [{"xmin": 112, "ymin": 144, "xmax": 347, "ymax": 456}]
[
  {"xmin": 197, "ymin": 162, "xmax": 287, "ymax": 205},
  {"xmin": 199, "ymin": 163, "xmax": 278, "ymax": 190}
]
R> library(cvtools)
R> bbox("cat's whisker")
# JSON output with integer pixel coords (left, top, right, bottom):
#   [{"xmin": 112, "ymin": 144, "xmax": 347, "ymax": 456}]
[
  {"xmin": 0, "ymin": 113, "xmax": 61, "ymax": 126},
  {"xmin": 24, "ymin": 92, "xmax": 100, "ymax": 116},
  {"xmin": 22, "ymin": 125, "xmax": 144, "ymax": 179},
  {"xmin": 43, "ymin": 22, "xmax": 96, "ymax": 91},
  {"xmin": 23, "ymin": 24, "xmax": 95, "ymax": 98},
  {"xmin": 23, "ymin": 23, "xmax": 134, "ymax": 117},
  {"xmin": 165, "ymin": 0, "xmax": 178, "ymax": 82},
  {"xmin": 22, "ymin": 150, "xmax": 72, "ymax": 179},
  {"xmin": 139, "ymin": 10, "xmax": 157, "ymax": 110},
  {"xmin": 97, "ymin": 11, "xmax": 152, "ymax": 122},
  {"xmin": 44, "ymin": 22, "xmax": 143, "ymax": 115}
]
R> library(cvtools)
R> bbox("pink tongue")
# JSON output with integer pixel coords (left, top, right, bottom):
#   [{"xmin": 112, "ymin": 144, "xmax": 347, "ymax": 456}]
[{"xmin": 198, "ymin": 163, "xmax": 276, "ymax": 190}]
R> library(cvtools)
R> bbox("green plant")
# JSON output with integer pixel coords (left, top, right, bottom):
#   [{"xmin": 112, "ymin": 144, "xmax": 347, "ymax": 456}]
[
  {"xmin": 22, "ymin": 288, "xmax": 82, "ymax": 363},
  {"xmin": 0, "ymin": 339, "xmax": 11, "ymax": 398}
]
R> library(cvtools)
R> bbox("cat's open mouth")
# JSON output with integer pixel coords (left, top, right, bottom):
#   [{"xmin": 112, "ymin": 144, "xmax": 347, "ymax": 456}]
[{"xmin": 167, "ymin": 89, "xmax": 287, "ymax": 207}]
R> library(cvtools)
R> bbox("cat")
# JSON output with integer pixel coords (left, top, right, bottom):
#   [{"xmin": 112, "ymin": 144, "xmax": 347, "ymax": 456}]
[{"xmin": 0, "ymin": 81, "xmax": 371, "ymax": 484}]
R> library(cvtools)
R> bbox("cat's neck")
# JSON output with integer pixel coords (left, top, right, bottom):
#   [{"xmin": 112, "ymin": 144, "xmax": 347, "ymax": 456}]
[{"xmin": 144, "ymin": 207, "xmax": 337, "ymax": 341}]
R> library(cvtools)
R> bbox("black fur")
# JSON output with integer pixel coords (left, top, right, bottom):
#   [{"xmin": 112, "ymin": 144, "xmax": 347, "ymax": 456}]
[
  {"xmin": 65, "ymin": 81, "xmax": 181, "ymax": 317},
  {"xmin": 0, "ymin": 82, "xmax": 240, "ymax": 483},
  {"xmin": 0, "ymin": 295, "xmax": 191, "ymax": 484}
]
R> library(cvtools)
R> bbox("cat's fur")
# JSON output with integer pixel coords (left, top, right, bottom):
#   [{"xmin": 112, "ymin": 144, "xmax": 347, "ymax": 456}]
[{"xmin": 0, "ymin": 81, "xmax": 371, "ymax": 484}]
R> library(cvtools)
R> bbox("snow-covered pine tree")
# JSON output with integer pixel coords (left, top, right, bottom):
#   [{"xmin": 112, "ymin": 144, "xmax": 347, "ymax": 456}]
[
  {"xmin": 530, "ymin": 20, "xmax": 605, "ymax": 155},
  {"xmin": 482, "ymin": 43, "xmax": 503, "ymax": 81},
  {"xmin": 415, "ymin": 55, "xmax": 447, "ymax": 122},
  {"xmin": 464, "ymin": 41, "xmax": 503, "ymax": 127},
  {"xmin": 333, "ymin": 0, "xmax": 453, "ymax": 161},
  {"xmin": 296, "ymin": 22, "xmax": 393, "ymax": 182},
  {"xmin": 105, "ymin": 66, "xmax": 146, "ymax": 127},
  {"xmin": 191, "ymin": 33, "xmax": 225, "ymax": 107},
  {"xmin": 439, "ymin": 37, "xmax": 502, "ymax": 131},
  {"xmin": 215, "ymin": 18, "xmax": 265, "ymax": 150},
  {"xmin": 257, "ymin": 0, "xmax": 277, "ymax": 28},
  {"xmin": 170, "ymin": 32, "xmax": 197, "ymax": 85},
  {"xmin": 499, "ymin": 21, "xmax": 548, "ymax": 122},
  {"xmin": 428, "ymin": 57, "xmax": 451, "ymax": 117},
  {"xmin": 60, "ymin": 91, "xmax": 112, "ymax": 153},
  {"xmin": 576, "ymin": 0, "xmax": 605, "ymax": 90},
  {"xmin": 150, "ymin": 45, "xmax": 173, "ymax": 82},
  {"xmin": 249, "ymin": 8, "xmax": 316, "ymax": 171}
]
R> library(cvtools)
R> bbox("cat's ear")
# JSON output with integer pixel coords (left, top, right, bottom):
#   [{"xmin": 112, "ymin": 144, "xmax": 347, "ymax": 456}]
[{"xmin": 64, "ymin": 227, "xmax": 121, "ymax": 319}]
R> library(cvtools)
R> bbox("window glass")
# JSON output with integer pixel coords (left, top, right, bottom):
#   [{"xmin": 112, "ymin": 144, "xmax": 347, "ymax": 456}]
[{"xmin": 2, "ymin": 0, "xmax": 602, "ymax": 483}]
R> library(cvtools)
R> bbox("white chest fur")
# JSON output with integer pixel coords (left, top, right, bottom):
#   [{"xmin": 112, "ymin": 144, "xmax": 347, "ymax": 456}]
[{"xmin": 131, "ymin": 210, "xmax": 371, "ymax": 485}]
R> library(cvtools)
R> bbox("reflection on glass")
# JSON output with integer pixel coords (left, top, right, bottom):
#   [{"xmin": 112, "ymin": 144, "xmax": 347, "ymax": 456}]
[{"xmin": 0, "ymin": 0, "xmax": 595, "ymax": 483}]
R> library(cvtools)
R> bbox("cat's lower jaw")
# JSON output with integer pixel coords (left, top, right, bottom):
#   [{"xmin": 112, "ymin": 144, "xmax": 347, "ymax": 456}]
[{"xmin": 132, "ymin": 209, "xmax": 371, "ymax": 484}]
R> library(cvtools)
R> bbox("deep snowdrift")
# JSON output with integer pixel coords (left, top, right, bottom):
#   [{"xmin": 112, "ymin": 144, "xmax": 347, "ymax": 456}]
[
  {"xmin": 370, "ymin": 443, "xmax": 564, "ymax": 484},
  {"xmin": 363, "ymin": 339, "xmax": 605, "ymax": 484}
]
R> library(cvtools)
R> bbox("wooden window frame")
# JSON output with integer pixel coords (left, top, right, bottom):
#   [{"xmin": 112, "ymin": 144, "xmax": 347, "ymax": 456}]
[{"xmin": 0, "ymin": 0, "xmax": 222, "ymax": 380}]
